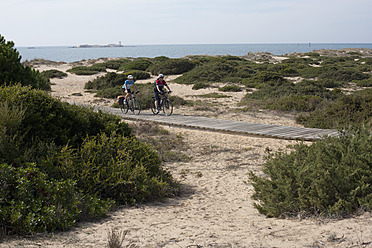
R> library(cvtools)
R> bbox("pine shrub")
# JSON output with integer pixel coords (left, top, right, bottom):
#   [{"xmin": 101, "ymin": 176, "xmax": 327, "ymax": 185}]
[
  {"xmin": 250, "ymin": 126, "xmax": 372, "ymax": 218},
  {"xmin": 0, "ymin": 34, "xmax": 50, "ymax": 90}
]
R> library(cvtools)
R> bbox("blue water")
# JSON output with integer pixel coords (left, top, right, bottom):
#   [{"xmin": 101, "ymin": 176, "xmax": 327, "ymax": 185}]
[{"xmin": 17, "ymin": 43, "xmax": 372, "ymax": 63}]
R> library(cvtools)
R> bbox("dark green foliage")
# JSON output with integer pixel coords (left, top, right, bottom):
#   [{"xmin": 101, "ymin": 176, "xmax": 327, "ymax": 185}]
[
  {"xmin": 67, "ymin": 64, "xmax": 106, "ymax": 75},
  {"xmin": 219, "ymin": 84, "xmax": 242, "ymax": 92},
  {"xmin": 41, "ymin": 69, "xmax": 68, "ymax": 79},
  {"xmin": 240, "ymin": 79, "xmax": 342, "ymax": 112},
  {"xmin": 175, "ymin": 60, "xmax": 237, "ymax": 84},
  {"xmin": 0, "ymin": 85, "xmax": 132, "ymax": 159},
  {"xmin": 192, "ymin": 82, "xmax": 211, "ymax": 90},
  {"xmin": 250, "ymin": 126, "xmax": 372, "ymax": 218},
  {"xmin": 0, "ymin": 84, "xmax": 179, "ymax": 234},
  {"xmin": 242, "ymin": 71, "xmax": 289, "ymax": 88},
  {"xmin": 122, "ymin": 70, "xmax": 151, "ymax": 80},
  {"xmin": 148, "ymin": 58, "xmax": 195, "ymax": 75},
  {"xmin": 85, "ymin": 72, "xmax": 127, "ymax": 90},
  {"xmin": 197, "ymin": 93, "xmax": 231, "ymax": 98},
  {"xmin": 0, "ymin": 34, "xmax": 50, "ymax": 90},
  {"xmin": 51, "ymin": 133, "xmax": 179, "ymax": 205},
  {"xmin": 120, "ymin": 59, "xmax": 152, "ymax": 71},
  {"xmin": 101, "ymin": 58, "xmax": 132, "ymax": 70},
  {"xmin": 354, "ymin": 78, "xmax": 372, "ymax": 87},
  {"xmin": 0, "ymin": 163, "xmax": 113, "ymax": 234},
  {"xmin": 85, "ymin": 72, "xmax": 150, "ymax": 91},
  {"xmin": 297, "ymin": 89, "xmax": 372, "ymax": 129},
  {"xmin": 317, "ymin": 66, "xmax": 369, "ymax": 82}
]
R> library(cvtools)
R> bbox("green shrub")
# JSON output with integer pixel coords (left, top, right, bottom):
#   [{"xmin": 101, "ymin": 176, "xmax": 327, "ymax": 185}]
[
  {"xmin": 148, "ymin": 58, "xmax": 195, "ymax": 75},
  {"xmin": 0, "ymin": 35, "xmax": 50, "ymax": 90},
  {"xmin": 0, "ymin": 85, "xmax": 132, "ymax": 151},
  {"xmin": 354, "ymin": 78, "xmax": 372, "ymax": 87},
  {"xmin": 242, "ymin": 71, "xmax": 289, "ymax": 88},
  {"xmin": 85, "ymin": 72, "xmax": 127, "ymax": 90},
  {"xmin": 197, "ymin": 93, "xmax": 231, "ymax": 98},
  {"xmin": 122, "ymin": 70, "xmax": 151, "ymax": 80},
  {"xmin": 52, "ymin": 133, "xmax": 179, "ymax": 205},
  {"xmin": 85, "ymin": 72, "xmax": 150, "ymax": 91},
  {"xmin": 250, "ymin": 126, "xmax": 372, "ymax": 218},
  {"xmin": 317, "ymin": 66, "xmax": 369, "ymax": 82},
  {"xmin": 219, "ymin": 84, "xmax": 242, "ymax": 92},
  {"xmin": 192, "ymin": 82, "xmax": 210, "ymax": 90},
  {"xmin": 297, "ymin": 89, "xmax": 372, "ymax": 129},
  {"xmin": 41, "ymin": 69, "xmax": 68, "ymax": 79},
  {"xmin": 175, "ymin": 61, "xmax": 236, "ymax": 84},
  {"xmin": 0, "ymin": 163, "xmax": 113, "ymax": 234},
  {"xmin": 67, "ymin": 64, "xmax": 106, "ymax": 75},
  {"xmin": 120, "ymin": 59, "xmax": 152, "ymax": 71}
]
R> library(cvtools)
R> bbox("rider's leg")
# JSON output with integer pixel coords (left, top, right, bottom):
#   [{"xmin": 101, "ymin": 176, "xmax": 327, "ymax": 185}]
[{"xmin": 154, "ymin": 92, "xmax": 160, "ymax": 112}]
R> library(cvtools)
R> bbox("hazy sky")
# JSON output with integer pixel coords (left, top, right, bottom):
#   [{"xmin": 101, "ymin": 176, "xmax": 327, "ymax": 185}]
[{"xmin": 1, "ymin": 0, "xmax": 371, "ymax": 47}]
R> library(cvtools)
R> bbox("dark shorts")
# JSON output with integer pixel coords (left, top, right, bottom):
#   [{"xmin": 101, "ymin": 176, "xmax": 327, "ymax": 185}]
[
  {"xmin": 123, "ymin": 88, "xmax": 133, "ymax": 94},
  {"xmin": 154, "ymin": 90, "xmax": 164, "ymax": 101}
]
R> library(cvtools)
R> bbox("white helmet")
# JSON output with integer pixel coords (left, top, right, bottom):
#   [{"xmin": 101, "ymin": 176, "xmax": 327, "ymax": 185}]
[
  {"xmin": 158, "ymin": 74, "xmax": 164, "ymax": 78},
  {"xmin": 128, "ymin": 75, "xmax": 134, "ymax": 79}
]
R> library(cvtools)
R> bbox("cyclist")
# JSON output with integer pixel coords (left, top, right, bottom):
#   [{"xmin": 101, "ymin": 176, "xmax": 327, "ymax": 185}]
[
  {"xmin": 122, "ymin": 75, "xmax": 139, "ymax": 106},
  {"xmin": 154, "ymin": 74, "xmax": 172, "ymax": 113}
]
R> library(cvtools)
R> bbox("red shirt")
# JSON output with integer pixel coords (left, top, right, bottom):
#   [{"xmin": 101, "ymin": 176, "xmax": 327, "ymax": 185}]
[{"xmin": 155, "ymin": 79, "xmax": 167, "ymax": 87}]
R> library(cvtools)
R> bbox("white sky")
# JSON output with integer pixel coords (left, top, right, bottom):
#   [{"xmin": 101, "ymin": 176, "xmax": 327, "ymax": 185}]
[{"xmin": 1, "ymin": 0, "xmax": 371, "ymax": 47}]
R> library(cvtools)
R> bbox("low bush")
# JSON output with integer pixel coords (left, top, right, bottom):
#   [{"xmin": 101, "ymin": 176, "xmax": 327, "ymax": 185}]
[
  {"xmin": 0, "ymin": 163, "xmax": 114, "ymax": 234},
  {"xmin": 67, "ymin": 63, "xmax": 107, "ymax": 75},
  {"xmin": 175, "ymin": 61, "xmax": 236, "ymax": 84},
  {"xmin": 85, "ymin": 72, "xmax": 150, "ymax": 91},
  {"xmin": 242, "ymin": 71, "xmax": 289, "ymax": 88},
  {"xmin": 192, "ymin": 82, "xmax": 210, "ymax": 90},
  {"xmin": 296, "ymin": 88, "xmax": 372, "ymax": 129},
  {"xmin": 250, "ymin": 126, "xmax": 372, "ymax": 218},
  {"xmin": 41, "ymin": 69, "xmax": 68, "ymax": 79},
  {"xmin": 219, "ymin": 84, "xmax": 242, "ymax": 92},
  {"xmin": 148, "ymin": 58, "xmax": 195, "ymax": 75},
  {"xmin": 120, "ymin": 59, "xmax": 152, "ymax": 71},
  {"xmin": 0, "ymin": 85, "xmax": 132, "ymax": 156},
  {"xmin": 354, "ymin": 78, "xmax": 372, "ymax": 87},
  {"xmin": 0, "ymin": 35, "xmax": 50, "ymax": 90},
  {"xmin": 50, "ymin": 133, "xmax": 180, "ymax": 205}
]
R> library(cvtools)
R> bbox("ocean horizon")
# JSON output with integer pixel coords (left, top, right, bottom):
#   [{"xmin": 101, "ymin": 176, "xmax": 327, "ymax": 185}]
[{"xmin": 17, "ymin": 43, "xmax": 372, "ymax": 63}]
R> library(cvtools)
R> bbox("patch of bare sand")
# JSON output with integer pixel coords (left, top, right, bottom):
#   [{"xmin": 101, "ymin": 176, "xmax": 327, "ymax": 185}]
[{"xmin": 3, "ymin": 60, "xmax": 371, "ymax": 248}]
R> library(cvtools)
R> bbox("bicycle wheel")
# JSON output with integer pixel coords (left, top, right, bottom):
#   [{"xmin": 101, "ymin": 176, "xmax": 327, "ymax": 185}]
[
  {"xmin": 120, "ymin": 103, "xmax": 129, "ymax": 114},
  {"xmin": 150, "ymin": 98, "xmax": 158, "ymax": 115},
  {"xmin": 163, "ymin": 99, "xmax": 173, "ymax": 116},
  {"xmin": 132, "ymin": 98, "xmax": 141, "ymax": 115}
]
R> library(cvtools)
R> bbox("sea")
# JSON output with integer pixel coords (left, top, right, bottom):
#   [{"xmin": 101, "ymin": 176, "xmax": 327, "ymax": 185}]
[{"xmin": 17, "ymin": 43, "xmax": 372, "ymax": 63}]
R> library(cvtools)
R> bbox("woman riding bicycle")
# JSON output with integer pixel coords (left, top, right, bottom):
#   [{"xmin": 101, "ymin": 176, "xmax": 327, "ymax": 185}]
[
  {"xmin": 154, "ymin": 74, "xmax": 171, "ymax": 114},
  {"xmin": 122, "ymin": 75, "xmax": 139, "ymax": 106}
]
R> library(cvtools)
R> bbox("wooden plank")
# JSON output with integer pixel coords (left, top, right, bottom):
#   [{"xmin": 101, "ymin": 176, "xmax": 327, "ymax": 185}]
[{"xmin": 95, "ymin": 106, "xmax": 338, "ymax": 141}]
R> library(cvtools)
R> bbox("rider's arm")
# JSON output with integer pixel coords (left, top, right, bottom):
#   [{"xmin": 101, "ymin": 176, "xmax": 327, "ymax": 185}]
[{"xmin": 156, "ymin": 84, "xmax": 162, "ymax": 93}]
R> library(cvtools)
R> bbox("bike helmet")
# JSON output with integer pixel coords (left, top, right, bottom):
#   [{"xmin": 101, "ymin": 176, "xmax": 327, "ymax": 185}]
[
  {"xmin": 128, "ymin": 75, "xmax": 134, "ymax": 79},
  {"xmin": 158, "ymin": 74, "xmax": 164, "ymax": 78}
]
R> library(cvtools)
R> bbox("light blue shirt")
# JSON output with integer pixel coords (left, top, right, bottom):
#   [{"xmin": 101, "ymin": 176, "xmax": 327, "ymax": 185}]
[{"xmin": 122, "ymin": 79, "xmax": 134, "ymax": 90}]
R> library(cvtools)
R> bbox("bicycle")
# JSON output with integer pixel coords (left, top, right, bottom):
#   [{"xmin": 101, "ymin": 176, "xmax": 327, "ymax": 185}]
[
  {"xmin": 120, "ymin": 91, "xmax": 141, "ymax": 115},
  {"xmin": 151, "ymin": 91, "xmax": 173, "ymax": 116}
]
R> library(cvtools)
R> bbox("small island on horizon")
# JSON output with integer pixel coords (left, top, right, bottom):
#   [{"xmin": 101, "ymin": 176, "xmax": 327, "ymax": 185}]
[{"xmin": 71, "ymin": 41, "xmax": 134, "ymax": 48}]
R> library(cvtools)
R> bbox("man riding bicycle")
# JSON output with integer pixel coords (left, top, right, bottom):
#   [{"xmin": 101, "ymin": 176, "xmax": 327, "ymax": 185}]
[
  {"xmin": 122, "ymin": 75, "xmax": 139, "ymax": 106},
  {"xmin": 154, "ymin": 74, "xmax": 172, "ymax": 114}
]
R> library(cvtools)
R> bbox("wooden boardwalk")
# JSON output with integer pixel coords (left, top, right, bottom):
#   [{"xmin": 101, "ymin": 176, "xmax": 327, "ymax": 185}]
[{"xmin": 97, "ymin": 106, "xmax": 338, "ymax": 141}]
